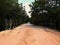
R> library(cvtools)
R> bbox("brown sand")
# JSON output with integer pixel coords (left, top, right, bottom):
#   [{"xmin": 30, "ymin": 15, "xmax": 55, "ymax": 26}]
[{"xmin": 0, "ymin": 23, "xmax": 60, "ymax": 45}]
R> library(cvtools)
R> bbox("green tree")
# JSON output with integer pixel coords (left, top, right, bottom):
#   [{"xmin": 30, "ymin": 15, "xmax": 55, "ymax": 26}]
[
  {"xmin": 29, "ymin": 0, "xmax": 60, "ymax": 31},
  {"xmin": 0, "ymin": 0, "xmax": 29, "ymax": 31}
]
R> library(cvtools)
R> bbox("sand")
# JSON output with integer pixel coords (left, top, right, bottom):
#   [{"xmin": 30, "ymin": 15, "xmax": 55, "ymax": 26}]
[{"xmin": 0, "ymin": 23, "xmax": 60, "ymax": 45}]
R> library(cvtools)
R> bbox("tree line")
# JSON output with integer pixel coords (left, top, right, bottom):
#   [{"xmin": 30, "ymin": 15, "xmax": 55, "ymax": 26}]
[
  {"xmin": 29, "ymin": 0, "xmax": 60, "ymax": 31},
  {"xmin": 0, "ymin": 0, "xmax": 60, "ymax": 31},
  {"xmin": 0, "ymin": 0, "xmax": 29, "ymax": 31}
]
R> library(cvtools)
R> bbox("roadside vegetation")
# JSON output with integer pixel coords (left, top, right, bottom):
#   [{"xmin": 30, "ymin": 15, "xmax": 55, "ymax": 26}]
[
  {"xmin": 0, "ymin": 0, "xmax": 29, "ymax": 31},
  {"xmin": 0, "ymin": 0, "xmax": 60, "ymax": 31},
  {"xmin": 29, "ymin": 0, "xmax": 60, "ymax": 31}
]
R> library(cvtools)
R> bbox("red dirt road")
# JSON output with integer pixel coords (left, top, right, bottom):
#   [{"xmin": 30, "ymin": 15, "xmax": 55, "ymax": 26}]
[{"xmin": 0, "ymin": 24, "xmax": 60, "ymax": 45}]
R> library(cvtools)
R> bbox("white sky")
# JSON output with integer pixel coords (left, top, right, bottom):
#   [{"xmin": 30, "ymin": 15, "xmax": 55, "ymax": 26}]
[
  {"xmin": 18, "ymin": 0, "xmax": 34, "ymax": 17},
  {"xmin": 23, "ymin": 3, "xmax": 31, "ymax": 17}
]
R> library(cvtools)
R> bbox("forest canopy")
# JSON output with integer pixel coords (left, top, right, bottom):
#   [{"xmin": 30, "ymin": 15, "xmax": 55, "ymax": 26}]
[
  {"xmin": 0, "ymin": 0, "xmax": 29, "ymax": 31},
  {"xmin": 29, "ymin": 0, "xmax": 60, "ymax": 31}
]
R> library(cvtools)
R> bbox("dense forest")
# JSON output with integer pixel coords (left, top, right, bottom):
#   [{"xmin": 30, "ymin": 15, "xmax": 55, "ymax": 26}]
[
  {"xmin": 0, "ymin": 0, "xmax": 60, "ymax": 31},
  {"xmin": 29, "ymin": 0, "xmax": 60, "ymax": 31},
  {"xmin": 0, "ymin": 0, "xmax": 29, "ymax": 31}
]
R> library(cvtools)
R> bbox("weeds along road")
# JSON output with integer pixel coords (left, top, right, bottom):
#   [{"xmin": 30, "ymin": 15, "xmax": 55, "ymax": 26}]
[{"xmin": 0, "ymin": 23, "xmax": 60, "ymax": 45}]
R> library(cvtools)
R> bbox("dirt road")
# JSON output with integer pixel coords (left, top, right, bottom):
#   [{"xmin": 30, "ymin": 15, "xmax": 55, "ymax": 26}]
[{"xmin": 0, "ymin": 23, "xmax": 60, "ymax": 45}]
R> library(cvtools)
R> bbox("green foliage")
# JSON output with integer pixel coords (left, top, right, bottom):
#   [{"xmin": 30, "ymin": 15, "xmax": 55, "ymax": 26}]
[
  {"xmin": 0, "ymin": 0, "xmax": 29, "ymax": 31},
  {"xmin": 29, "ymin": 0, "xmax": 60, "ymax": 31}
]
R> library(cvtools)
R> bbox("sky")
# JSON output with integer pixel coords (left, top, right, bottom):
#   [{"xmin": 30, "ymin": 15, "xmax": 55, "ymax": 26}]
[
  {"xmin": 18, "ymin": 0, "xmax": 34, "ymax": 4},
  {"xmin": 18, "ymin": 0, "xmax": 34, "ymax": 17}
]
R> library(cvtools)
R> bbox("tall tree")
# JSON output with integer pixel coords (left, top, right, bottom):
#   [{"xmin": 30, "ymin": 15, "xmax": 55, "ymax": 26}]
[
  {"xmin": 0, "ymin": 0, "xmax": 29, "ymax": 31},
  {"xmin": 29, "ymin": 0, "xmax": 60, "ymax": 31}
]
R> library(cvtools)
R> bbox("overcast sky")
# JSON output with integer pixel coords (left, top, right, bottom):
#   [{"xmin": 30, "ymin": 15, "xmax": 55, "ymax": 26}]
[{"xmin": 18, "ymin": 0, "xmax": 34, "ymax": 17}]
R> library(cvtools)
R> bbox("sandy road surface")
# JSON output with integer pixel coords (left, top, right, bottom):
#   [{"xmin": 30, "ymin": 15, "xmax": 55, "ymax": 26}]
[{"xmin": 0, "ymin": 23, "xmax": 60, "ymax": 45}]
